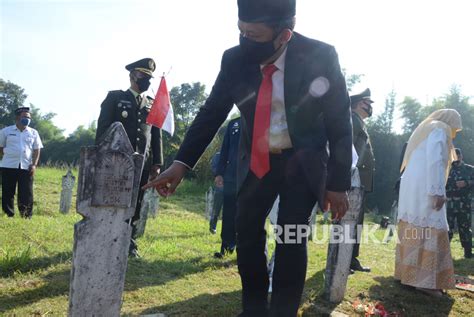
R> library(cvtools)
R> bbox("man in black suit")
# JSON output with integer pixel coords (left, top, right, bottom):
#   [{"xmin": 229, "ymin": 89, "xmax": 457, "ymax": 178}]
[
  {"xmin": 96, "ymin": 58, "xmax": 163, "ymax": 258},
  {"xmin": 144, "ymin": 1, "xmax": 352, "ymax": 315}
]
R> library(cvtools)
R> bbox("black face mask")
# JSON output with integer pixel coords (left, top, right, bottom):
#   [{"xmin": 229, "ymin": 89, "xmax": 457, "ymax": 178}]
[
  {"xmin": 136, "ymin": 77, "xmax": 151, "ymax": 92},
  {"xmin": 362, "ymin": 105, "xmax": 373, "ymax": 117},
  {"xmin": 239, "ymin": 34, "xmax": 279, "ymax": 64}
]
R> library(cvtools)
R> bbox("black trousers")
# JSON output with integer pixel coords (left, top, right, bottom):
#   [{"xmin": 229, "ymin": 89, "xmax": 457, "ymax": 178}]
[
  {"xmin": 236, "ymin": 151, "xmax": 316, "ymax": 317},
  {"xmin": 1, "ymin": 167, "xmax": 34, "ymax": 218},
  {"xmin": 221, "ymin": 181, "xmax": 237, "ymax": 251},
  {"xmin": 129, "ymin": 166, "xmax": 150, "ymax": 252}
]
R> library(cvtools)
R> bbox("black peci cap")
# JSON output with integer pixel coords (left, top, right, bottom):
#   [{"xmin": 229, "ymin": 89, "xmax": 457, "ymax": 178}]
[{"xmin": 238, "ymin": 0, "xmax": 296, "ymax": 23}]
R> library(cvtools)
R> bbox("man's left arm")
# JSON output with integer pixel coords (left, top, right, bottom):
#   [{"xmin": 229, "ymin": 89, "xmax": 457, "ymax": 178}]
[
  {"xmin": 150, "ymin": 126, "xmax": 163, "ymax": 180},
  {"xmin": 30, "ymin": 149, "xmax": 40, "ymax": 176},
  {"xmin": 322, "ymin": 47, "xmax": 353, "ymax": 192},
  {"xmin": 320, "ymin": 47, "xmax": 352, "ymax": 218},
  {"xmin": 30, "ymin": 132, "xmax": 43, "ymax": 176}
]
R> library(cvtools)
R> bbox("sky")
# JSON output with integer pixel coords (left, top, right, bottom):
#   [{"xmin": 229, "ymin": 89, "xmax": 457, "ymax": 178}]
[{"xmin": 1, "ymin": 0, "xmax": 473, "ymax": 135}]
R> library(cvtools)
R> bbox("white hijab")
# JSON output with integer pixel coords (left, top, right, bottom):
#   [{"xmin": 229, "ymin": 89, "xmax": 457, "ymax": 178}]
[{"xmin": 400, "ymin": 109, "xmax": 462, "ymax": 178}]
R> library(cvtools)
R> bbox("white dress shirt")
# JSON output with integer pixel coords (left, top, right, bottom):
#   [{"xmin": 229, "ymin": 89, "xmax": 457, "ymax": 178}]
[
  {"xmin": 261, "ymin": 48, "xmax": 293, "ymax": 151},
  {"xmin": 0, "ymin": 125, "xmax": 43, "ymax": 170}
]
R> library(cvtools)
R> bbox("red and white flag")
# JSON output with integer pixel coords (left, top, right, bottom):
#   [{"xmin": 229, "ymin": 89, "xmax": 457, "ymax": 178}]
[{"xmin": 147, "ymin": 76, "xmax": 174, "ymax": 136}]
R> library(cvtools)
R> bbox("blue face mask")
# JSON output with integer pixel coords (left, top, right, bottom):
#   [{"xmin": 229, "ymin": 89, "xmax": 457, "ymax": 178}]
[{"xmin": 20, "ymin": 117, "xmax": 31, "ymax": 126}]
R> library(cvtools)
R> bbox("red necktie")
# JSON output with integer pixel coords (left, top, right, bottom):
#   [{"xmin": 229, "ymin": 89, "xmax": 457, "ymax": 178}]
[{"xmin": 250, "ymin": 64, "xmax": 278, "ymax": 179}]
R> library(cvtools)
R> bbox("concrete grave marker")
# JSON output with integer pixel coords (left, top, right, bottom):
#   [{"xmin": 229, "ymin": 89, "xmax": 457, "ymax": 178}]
[
  {"xmin": 323, "ymin": 168, "xmax": 363, "ymax": 303},
  {"xmin": 60, "ymin": 169, "xmax": 75, "ymax": 214},
  {"xmin": 135, "ymin": 187, "xmax": 160, "ymax": 238},
  {"xmin": 68, "ymin": 122, "xmax": 144, "ymax": 316}
]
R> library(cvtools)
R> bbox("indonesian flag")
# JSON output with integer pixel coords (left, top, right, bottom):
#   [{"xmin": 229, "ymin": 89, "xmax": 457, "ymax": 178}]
[{"xmin": 147, "ymin": 76, "xmax": 174, "ymax": 136}]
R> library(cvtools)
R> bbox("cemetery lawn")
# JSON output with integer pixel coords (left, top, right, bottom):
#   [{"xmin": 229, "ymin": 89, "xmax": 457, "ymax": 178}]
[{"xmin": 0, "ymin": 167, "xmax": 472, "ymax": 316}]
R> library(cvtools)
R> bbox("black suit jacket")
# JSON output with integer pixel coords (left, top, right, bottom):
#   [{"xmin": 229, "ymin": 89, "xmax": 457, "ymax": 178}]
[
  {"xmin": 96, "ymin": 89, "xmax": 163, "ymax": 167},
  {"xmin": 175, "ymin": 33, "xmax": 352, "ymax": 197}
]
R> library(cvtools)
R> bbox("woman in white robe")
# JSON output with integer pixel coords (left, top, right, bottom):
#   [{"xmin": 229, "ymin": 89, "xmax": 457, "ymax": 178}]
[{"xmin": 394, "ymin": 109, "xmax": 462, "ymax": 297}]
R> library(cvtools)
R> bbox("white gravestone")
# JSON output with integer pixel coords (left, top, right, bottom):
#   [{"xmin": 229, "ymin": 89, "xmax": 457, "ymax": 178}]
[
  {"xmin": 68, "ymin": 122, "xmax": 144, "ymax": 316},
  {"xmin": 60, "ymin": 169, "xmax": 75, "ymax": 214},
  {"xmin": 323, "ymin": 167, "xmax": 363, "ymax": 303}
]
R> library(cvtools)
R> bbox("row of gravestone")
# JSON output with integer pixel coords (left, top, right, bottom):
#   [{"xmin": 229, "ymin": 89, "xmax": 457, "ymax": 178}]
[{"xmin": 66, "ymin": 122, "xmax": 361, "ymax": 316}]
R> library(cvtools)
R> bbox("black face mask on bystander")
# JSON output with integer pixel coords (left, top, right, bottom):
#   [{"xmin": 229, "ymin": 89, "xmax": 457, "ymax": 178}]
[{"xmin": 136, "ymin": 77, "xmax": 151, "ymax": 93}]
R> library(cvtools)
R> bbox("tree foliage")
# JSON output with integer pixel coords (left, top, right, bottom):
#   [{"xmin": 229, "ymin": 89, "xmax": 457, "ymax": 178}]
[{"xmin": 0, "ymin": 79, "xmax": 28, "ymax": 128}]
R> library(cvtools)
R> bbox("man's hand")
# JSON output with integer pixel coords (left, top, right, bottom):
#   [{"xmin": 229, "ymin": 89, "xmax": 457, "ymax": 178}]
[
  {"xmin": 142, "ymin": 162, "xmax": 187, "ymax": 197},
  {"xmin": 456, "ymin": 180, "xmax": 467, "ymax": 189},
  {"xmin": 149, "ymin": 164, "xmax": 161, "ymax": 181},
  {"xmin": 214, "ymin": 175, "xmax": 224, "ymax": 188},
  {"xmin": 29, "ymin": 164, "xmax": 36, "ymax": 176},
  {"xmin": 432, "ymin": 195, "xmax": 446, "ymax": 211},
  {"xmin": 323, "ymin": 190, "xmax": 349, "ymax": 220}
]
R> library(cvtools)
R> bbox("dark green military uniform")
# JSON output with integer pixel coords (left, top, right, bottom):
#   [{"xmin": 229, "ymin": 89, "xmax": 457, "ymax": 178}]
[
  {"xmin": 95, "ymin": 58, "xmax": 163, "ymax": 257},
  {"xmin": 96, "ymin": 89, "xmax": 163, "ymax": 165},
  {"xmin": 350, "ymin": 88, "xmax": 375, "ymax": 270},
  {"xmin": 446, "ymin": 160, "xmax": 474, "ymax": 258},
  {"xmin": 352, "ymin": 111, "xmax": 375, "ymax": 192}
]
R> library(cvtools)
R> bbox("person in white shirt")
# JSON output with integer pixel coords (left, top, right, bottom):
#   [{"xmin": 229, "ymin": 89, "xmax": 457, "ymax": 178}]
[
  {"xmin": 0, "ymin": 107, "xmax": 43, "ymax": 218},
  {"xmin": 395, "ymin": 109, "xmax": 462, "ymax": 297}
]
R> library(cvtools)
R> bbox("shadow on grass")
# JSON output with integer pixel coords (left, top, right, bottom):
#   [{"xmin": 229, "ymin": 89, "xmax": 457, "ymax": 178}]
[
  {"xmin": 137, "ymin": 289, "xmax": 242, "ymax": 317},
  {"xmin": 0, "ymin": 251, "xmax": 72, "ymax": 278},
  {"xmin": 0, "ymin": 251, "xmax": 237, "ymax": 313},
  {"xmin": 453, "ymin": 257, "xmax": 474, "ymax": 277},
  {"xmin": 301, "ymin": 269, "xmax": 340, "ymax": 316},
  {"xmin": 125, "ymin": 255, "xmax": 238, "ymax": 290},
  {"xmin": 366, "ymin": 276, "xmax": 455, "ymax": 316},
  {"xmin": 137, "ymin": 267, "xmax": 329, "ymax": 317},
  {"xmin": 0, "ymin": 268, "xmax": 70, "ymax": 313}
]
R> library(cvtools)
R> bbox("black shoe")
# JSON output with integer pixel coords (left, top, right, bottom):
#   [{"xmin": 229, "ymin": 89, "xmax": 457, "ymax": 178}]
[
  {"xmin": 349, "ymin": 269, "xmax": 355, "ymax": 274},
  {"xmin": 209, "ymin": 228, "xmax": 217, "ymax": 234},
  {"xmin": 129, "ymin": 248, "xmax": 140, "ymax": 258},
  {"xmin": 214, "ymin": 251, "xmax": 224, "ymax": 259},
  {"xmin": 350, "ymin": 259, "xmax": 371, "ymax": 272}
]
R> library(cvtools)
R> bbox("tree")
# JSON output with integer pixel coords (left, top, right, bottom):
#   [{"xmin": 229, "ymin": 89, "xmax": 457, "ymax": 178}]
[
  {"xmin": 399, "ymin": 96, "xmax": 423, "ymax": 135},
  {"xmin": 29, "ymin": 104, "xmax": 65, "ymax": 145},
  {"xmin": 163, "ymin": 82, "xmax": 208, "ymax": 167},
  {"xmin": 0, "ymin": 78, "xmax": 28, "ymax": 127},
  {"xmin": 342, "ymin": 69, "xmax": 363, "ymax": 92},
  {"xmin": 366, "ymin": 90, "xmax": 405, "ymax": 213},
  {"xmin": 41, "ymin": 122, "xmax": 96, "ymax": 165}
]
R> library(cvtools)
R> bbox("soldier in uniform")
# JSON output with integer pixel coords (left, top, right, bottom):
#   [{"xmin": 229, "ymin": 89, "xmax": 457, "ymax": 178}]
[
  {"xmin": 96, "ymin": 58, "xmax": 163, "ymax": 258},
  {"xmin": 446, "ymin": 148, "xmax": 473, "ymax": 258},
  {"xmin": 350, "ymin": 88, "xmax": 375, "ymax": 272},
  {"xmin": 214, "ymin": 117, "xmax": 241, "ymax": 258}
]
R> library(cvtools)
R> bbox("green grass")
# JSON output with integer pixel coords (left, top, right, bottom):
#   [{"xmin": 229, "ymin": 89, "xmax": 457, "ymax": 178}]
[{"xmin": 0, "ymin": 167, "xmax": 473, "ymax": 316}]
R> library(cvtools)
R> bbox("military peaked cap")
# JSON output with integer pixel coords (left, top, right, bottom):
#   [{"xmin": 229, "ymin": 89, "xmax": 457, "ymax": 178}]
[
  {"xmin": 350, "ymin": 88, "xmax": 374, "ymax": 106},
  {"xmin": 238, "ymin": 0, "xmax": 296, "ymax": 23},
  {"xmin": 125, "ymin": 58, "xmax": 156, "ymax": 76}
]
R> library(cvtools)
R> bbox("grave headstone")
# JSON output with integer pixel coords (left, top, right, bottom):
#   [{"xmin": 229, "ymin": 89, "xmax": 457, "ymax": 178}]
[
  {"xmin": 323, "ymin": 168, "xmax": 363, "ymax": 303},
  {"xmin": 60, "ymin": 169, "xmax": 75, "ymax": 214},
  {"xmin": 135, "ymin": 187, "xmax": 160, "ymax": 238},
  {"xmin": 68, "ymin": 122, "xmax": 144, "ymax": 316}
]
